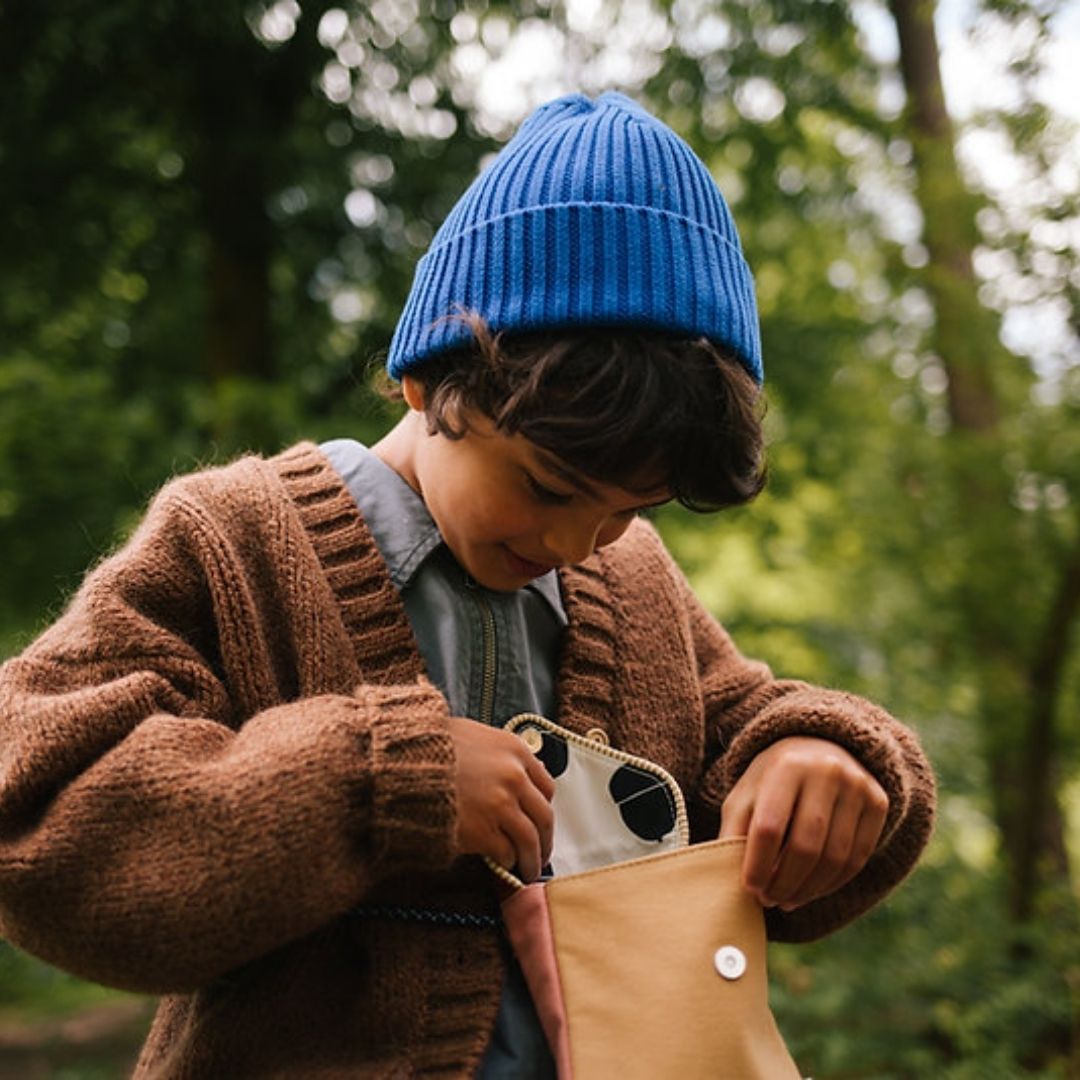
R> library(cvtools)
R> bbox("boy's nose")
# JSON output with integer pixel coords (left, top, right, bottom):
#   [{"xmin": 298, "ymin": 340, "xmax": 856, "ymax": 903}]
[{"xmin": 541, "ymin": 519, "xmax": 601, "ymax": 567}]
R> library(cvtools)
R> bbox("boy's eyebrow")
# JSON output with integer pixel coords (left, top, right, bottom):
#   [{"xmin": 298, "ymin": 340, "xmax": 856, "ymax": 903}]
[
  {"xmin": 533, "ymin": 449, "xmax": 671, "ymax": 508},
  {"xmin": 533, "ymin": 450, "xmax": 602, "ymax": 500}
]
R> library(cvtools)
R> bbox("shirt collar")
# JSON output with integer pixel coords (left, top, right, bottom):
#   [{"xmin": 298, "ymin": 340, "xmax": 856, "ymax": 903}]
[{"xmin": 321, "ymin": 438, "xmax": 564, "ymax": 617}]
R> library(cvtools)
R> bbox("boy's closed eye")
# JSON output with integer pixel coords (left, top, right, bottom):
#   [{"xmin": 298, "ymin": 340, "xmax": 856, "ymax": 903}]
[
  {"xmin": 524, "ymin": 473, "xmax": 644, "ymax": 523},
  {"xmin": 525, "ymin": 472, "xmax": 574, "ymax": 506},
  {"xmin": 523, "ymin": 457, "xmax": 670, "ymax": 521}
]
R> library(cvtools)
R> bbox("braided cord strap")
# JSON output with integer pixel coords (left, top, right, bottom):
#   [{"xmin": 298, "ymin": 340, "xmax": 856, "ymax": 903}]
[{"xmin": 351, "ymin": 904, "xmax": 502, "ymax": 930}]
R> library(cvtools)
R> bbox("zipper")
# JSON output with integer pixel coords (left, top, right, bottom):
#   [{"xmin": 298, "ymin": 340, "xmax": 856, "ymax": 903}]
[{"xmin": 465, "ymin": 576, "xmax": 498, "ymax": 725}]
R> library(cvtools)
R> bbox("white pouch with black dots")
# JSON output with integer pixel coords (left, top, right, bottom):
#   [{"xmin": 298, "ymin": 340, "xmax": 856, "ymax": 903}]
[{"xmin": 501, "ymin": 713, "xmax": 689, "ymax": 880}]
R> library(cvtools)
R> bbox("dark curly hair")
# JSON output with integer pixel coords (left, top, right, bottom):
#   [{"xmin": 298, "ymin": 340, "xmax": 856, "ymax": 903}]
[{"xmin": 394, "ymin": 314, "xmax": 767, "ymax": 512}]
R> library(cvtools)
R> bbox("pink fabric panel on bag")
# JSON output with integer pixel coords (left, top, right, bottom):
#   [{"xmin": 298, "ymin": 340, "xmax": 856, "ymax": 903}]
[{"xmin": 501, "ymin": 884, "xmax": 573, "ymax": 1077}]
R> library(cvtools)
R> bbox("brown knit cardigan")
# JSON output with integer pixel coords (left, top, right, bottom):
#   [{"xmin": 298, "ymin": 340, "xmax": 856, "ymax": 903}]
[{"xmin": 0, "ymin": 443, "xmax": 934, "ymax": 1078}]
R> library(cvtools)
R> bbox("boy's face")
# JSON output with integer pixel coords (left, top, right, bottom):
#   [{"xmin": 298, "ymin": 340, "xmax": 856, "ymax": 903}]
[{"xmin": 379, "ymin": 378, "xmax": 669, "ymax": 592}]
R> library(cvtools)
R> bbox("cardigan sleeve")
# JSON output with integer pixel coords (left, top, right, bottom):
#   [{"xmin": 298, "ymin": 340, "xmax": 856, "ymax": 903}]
[
  {"xmin": 0, "ymin": 468, "xmax": 458, "ymax": 994},
  {"xmin": 676, "ymin": 567, "xmax": 936, "ymax": 943}
]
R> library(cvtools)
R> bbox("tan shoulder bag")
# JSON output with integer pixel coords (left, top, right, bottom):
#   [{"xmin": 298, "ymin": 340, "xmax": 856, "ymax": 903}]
[{"xmin": 491, "ymin": 715, "xmax": 803, "ymax": 1079}]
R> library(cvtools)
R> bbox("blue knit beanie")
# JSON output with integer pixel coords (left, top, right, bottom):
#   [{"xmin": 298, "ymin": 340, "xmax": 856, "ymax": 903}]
[{"xmin": 386, "ymin": 91, "xmax": 763, "ymax": 384}]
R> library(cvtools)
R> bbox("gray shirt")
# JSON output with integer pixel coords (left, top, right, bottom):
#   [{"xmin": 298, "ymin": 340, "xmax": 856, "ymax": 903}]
[{"xmin": 321, "ymin": 438, "xmax": 560, "ymax": 1079}]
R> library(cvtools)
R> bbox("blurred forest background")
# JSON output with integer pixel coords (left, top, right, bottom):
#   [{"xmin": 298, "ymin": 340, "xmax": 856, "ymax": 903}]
[{"xmin": 1, "ymin": 0, "xmax": 1079, "ymax": 1076}]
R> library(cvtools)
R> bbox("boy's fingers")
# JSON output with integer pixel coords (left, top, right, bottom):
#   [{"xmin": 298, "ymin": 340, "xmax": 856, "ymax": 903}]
[
  {"xmin": 773, "ymin": 783, "xmax": 889, "ymax": 909},
  {"xmin": 718, "ymin": 792, "xmax": 750, "ymax": 839},
  {"xmin": 830, "ymin": 799, "xmax": 888, "ymax": 894},
  {"xmin": 524, "ymin": 752, "xmax": 556, "ymax": 801},
  {"xmin": 760, "ymin": 792, "xmax": 830, "ymax": 906},
  {"xmin": 492, "ymin": 831, "xmax": 518, "ymax": 875},
  {"xmin": 789, "ymin": 777, "xmax": 888, "ymax": 906},
  {"xmin": 519, "ymin": 783, "xmax": 555, "ymax": 866},
  {"xmin": 499, "ymin": 810, "xmax": 543, "ymax": 883},
  {"xmin": 737, "ymin": 779, "xmax": 799, "ymax": 899},
  {"xmin": 775, "ymin": 791, "xmax": 860, "ymax": 906},
  {"xmin": 483, "ymin": 790, "xmax": 548, "ymax": 883}
]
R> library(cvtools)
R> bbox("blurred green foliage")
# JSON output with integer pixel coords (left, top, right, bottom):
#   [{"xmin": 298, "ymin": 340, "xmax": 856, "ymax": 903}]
[{"xmin": 1, "ymin": 0, "xmax": 1079, "ymax": 1075}]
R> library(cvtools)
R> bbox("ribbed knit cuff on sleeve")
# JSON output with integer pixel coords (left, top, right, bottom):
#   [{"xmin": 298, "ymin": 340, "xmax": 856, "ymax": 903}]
[
  {"xmin": 702, "ymin": 687, "xmax": 914, "ymax": 844},
  {"xmin": 360, "ymin": 681, "xmax": 458, "ymax": 875}
]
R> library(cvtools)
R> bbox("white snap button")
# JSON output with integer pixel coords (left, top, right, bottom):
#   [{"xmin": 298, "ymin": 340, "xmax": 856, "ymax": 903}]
[
  {"xmin": 520, "ymin": 727, "xmax": 544, "ymax": 753},
  {"xmin": 584, "ymin": 727, "xmax": 610, "ymax": 746},
  {"xmin": 713, "ymin": 945, "xmax": 747, "ymax": 980}
]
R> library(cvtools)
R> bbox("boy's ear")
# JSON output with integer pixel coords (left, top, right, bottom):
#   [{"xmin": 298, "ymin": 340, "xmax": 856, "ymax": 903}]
[{"xmin": 400, "ymin": 375, "xmax": 425, "ymax": 412}]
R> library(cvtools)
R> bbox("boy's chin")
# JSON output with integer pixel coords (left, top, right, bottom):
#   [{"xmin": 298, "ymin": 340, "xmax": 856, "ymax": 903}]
[
  {"xmin": 458, "ymin": 546, "xmax": 555, "ymax": 592},
  {"xmin": 500, "ymin": 546, "xmax": 558, "ymax": 583},
  {"xmin": 469, "ymin": 566, "xmax": 531, "ymax": 593}
]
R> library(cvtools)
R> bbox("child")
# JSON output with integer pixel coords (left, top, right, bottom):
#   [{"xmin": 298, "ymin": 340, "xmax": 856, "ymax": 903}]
[{"xmin": 0, "ymin": 92, "xmax": 934, "ymax": 1077}]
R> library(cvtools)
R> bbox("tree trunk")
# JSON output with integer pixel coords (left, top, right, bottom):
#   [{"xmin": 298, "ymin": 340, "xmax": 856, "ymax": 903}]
[
  {"xmin": 201, "ymin": 145, "xmax": 273, "ymax": 384},
  {"xmin": 887, "ymin": 0, "xmax": 1074, "ymax": 925},
  {"xmin": 183, "ymin": 8, "xmax": 334, "ymax": 385},
  {"xmin": 191, "ymin": 43, "xmax": 278, "ymax": 384}
]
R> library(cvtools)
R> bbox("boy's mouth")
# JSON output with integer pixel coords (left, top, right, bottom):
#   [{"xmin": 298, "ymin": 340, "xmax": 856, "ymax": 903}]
[{"xmin": 502, "ymin": 547, "xmax": 557, "ymax": 579}]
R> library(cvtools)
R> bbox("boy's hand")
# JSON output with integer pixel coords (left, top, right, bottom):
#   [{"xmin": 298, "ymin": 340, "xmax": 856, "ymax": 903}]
[
  {"xmin": 719, "ymin": 736, "xmax": 888, "ymax": 911},
  {"xmin": 448, "ymin": 717, "xmax": 555, "ymax": 883}
]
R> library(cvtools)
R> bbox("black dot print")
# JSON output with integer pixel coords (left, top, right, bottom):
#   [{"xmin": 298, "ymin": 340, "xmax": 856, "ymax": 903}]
[
  {"xmin": 608, "ymin": 765, "xmax": 677, "ymax": 841},
  {"xmin": 535, "ymin": 731, "xmax": 569, "ymax": 778}
]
